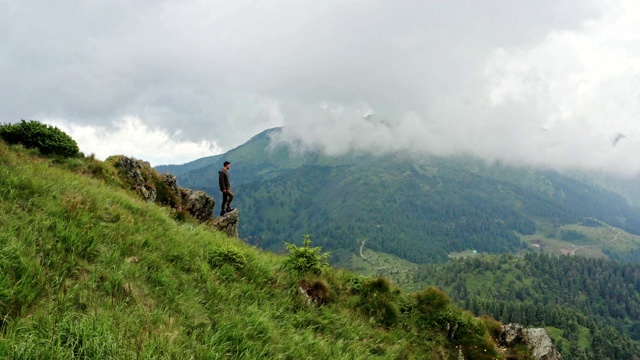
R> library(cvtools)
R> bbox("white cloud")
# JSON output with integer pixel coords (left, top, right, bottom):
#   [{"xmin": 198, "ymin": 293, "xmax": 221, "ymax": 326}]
[
  {"xmin": 47, "ymin": 116, "xmax": 222, "ymax": 166},
  {"xmin": 268, "ymin": 0, "xmax": 640, "ymax": 177},
  {"xmin": 480, "ymin": 0, "xmax": 640, "ymax": 175},
  {"xmin": 4, "ymin": 0, "xmax": 640, "ymax": 174}
]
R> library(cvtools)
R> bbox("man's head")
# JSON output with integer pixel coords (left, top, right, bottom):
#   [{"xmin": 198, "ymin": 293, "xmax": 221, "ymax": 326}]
[{"xmin": 223, "ymin": 161, "xmax": 231, "ymax": 170}]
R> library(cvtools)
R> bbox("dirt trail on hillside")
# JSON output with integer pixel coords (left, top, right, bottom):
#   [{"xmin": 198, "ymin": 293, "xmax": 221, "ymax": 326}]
[
  {"xmin": 570, "ymin": 231, "xmax": 621, "ymax": 255},
  {"xmin": 360, "ymin": 239, "xmax": 367, "ymax": 260}
]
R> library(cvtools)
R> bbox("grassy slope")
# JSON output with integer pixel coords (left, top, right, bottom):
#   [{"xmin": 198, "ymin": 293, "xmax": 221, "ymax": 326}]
[
  {"xmin": 519, "ymin": 222, "xmax": 640, "ymax": 258},
  {"xmin": 0, "ymin": 142, "xmax": 506, "ymax": 359}
]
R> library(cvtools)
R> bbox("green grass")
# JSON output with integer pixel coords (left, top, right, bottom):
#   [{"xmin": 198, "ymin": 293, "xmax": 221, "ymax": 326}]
[
  {"xmin": 350, "ymin": 248, "xmax": 421, "ymax": 292},
  {"xmin": 0, "ymin": 141, "xmax": 509, "ymax": 359},
  {"xmin": 447, "ymin": 250, "xmax": 481, "ymax": 259},
  {"xmin": 545, "ymin": 325, "xmax": 592, "ymax": 356},
  {"xmin": 520, "ymin": 222, "xmax": 640, "ymax": 259}
]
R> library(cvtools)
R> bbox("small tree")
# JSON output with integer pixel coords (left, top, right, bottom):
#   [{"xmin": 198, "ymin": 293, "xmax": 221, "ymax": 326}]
[
  {"xmin": 283, "ymin": 234, "xmax": 330, "ymax": 276},
  {"xmin": 0, "ymin": 119, "xmax": 79, "ymax": 157}
]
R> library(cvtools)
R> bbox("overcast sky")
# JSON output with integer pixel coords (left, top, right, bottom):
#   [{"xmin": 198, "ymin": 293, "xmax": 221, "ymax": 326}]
[{"xmin": 2, "ymin": 0, "xmax": 640, "ymax": 175}]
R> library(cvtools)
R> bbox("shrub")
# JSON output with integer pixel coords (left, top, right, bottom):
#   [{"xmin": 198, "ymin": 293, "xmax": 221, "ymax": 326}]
[
  {"xmin": 478, "ymin": 315, "xmax": 503, "ymax": 339},
  {"xmin": 298, "ymin": 277, "xmax": 333, "ymax": 305},
  {"xmin": 413, "ymin": 287, "xmax": 454, "ymax": 329},
  {"xmin": 208, "ymin": 246, "xmax": 247, "ymax": 270},
  {"xmin": 0, "ymin": 120, "xmax": 79, "ymax": 157},
  {"xmin": 415, "ymin": 287, "xmax": 451, "ymax": 315},
  {"xmin": 282, "ymin": 234, "xmax": 330, "ymax": 276},
  {"xmin": 357, "ymin": 277, "xmax": 400, "ymax": 328}
]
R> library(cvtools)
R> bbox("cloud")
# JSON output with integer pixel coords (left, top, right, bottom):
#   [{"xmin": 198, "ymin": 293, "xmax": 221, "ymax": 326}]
[
  {"xmin": 4, "ymin": 0, "xmax": 640, "ymax": 175},
  {"xmin": 48, "ymin": 116, "xmax": 221, "ymax": 166},
  {"xmin": 270, "ymin": 0, "xmax": 640, "ymax": 176}
]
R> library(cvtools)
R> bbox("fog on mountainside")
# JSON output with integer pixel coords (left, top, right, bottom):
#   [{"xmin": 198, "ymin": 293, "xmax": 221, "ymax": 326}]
[{"xmin": 158, "ymin": 127, "xmax": 640, "ymax": 263}]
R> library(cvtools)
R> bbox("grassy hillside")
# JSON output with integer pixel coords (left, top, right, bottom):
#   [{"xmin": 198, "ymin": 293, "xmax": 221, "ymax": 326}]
[{"xmin": 0, "ymin": 140, "xmax": 516, "ymax": 359}]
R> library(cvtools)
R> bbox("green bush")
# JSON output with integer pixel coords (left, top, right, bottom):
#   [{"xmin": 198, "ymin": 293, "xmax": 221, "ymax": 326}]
[
  {"xmin": 283, "ymin": 234, "xmax": 330, "ymax": 276},
  {"xmin": 208, "ymin": 246, "xmax": 247, "ymax": 270},
  {"xmin": 357, "ymin": 277, "xmax": 400, "ymax": 328},
  {"xmin": 298, "ymin": 277, "xmax": 333, "ymax": 305},
  {"xmin": 0, "ymin": 120, "xmax": 79, "ymax": 157},
  {"xmin": 415, "ymin": 287, "xmax": 451, "ymax": 315},
  {"xmin": 478, "ymin": 314, "xmax": 503, "ymax": 339}
]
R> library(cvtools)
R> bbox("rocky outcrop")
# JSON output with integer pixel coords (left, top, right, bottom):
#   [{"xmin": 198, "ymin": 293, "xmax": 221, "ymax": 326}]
[
  {"xmin": 112, "ymin": 155, "xmax": 242, "ymax": 236},
  {"xmin": 499, "ymin": 323, "xmax": 563, "ymax": 360},
  {"xmin": 180, "ymin": 189, "xmax": 215, "ymax": 222},
  {"xmin": 117, "ymin": 156, "xmax": 157, "ymax": 202},
  {"xmin": 207, "ymin": 209, "xmax": 239, "ymax": 238},
  {"xmin": 114, "ymin": 156, "xmax": 216, "ymax": 223}
]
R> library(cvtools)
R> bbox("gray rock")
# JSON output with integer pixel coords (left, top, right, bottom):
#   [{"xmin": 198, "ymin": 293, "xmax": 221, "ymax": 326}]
[
  {"xmin": 208, "ymin": 208, "xmax": 239, "ymax": 238},
  {"xmin": 180, "ymin": 189, "xmax": 215, "ymax": 222},
  {"xmin": 117, "ymin": 156, "xmax": 156, "ymax": 202},
  {"xmin": 163, "ymin": 172, "xmax": 179, "ymax": 194},
  {"xmin": 500, "ymin": 323, "xmax": 563, "ymax": 360},
  {"xmin": 115, "ymin": 156, "xmax": 217, "ymax": 224}
]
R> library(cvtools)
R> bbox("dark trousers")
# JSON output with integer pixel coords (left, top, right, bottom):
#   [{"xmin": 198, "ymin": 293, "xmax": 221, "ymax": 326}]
[{"xmin": 221, "ymin": 191, "xmax": 234, "ymax": 211}]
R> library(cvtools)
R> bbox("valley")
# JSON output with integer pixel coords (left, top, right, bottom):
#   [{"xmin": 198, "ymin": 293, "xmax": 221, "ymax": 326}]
[{"xmin": 157, "ymin": 127, "xmax": 640, "ymax": 358}]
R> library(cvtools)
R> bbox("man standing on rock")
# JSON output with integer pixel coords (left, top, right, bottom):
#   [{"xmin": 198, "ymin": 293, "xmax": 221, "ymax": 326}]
[{"xmin": 218, "ymin": 161, "xmax": 234, "ymax": 216}]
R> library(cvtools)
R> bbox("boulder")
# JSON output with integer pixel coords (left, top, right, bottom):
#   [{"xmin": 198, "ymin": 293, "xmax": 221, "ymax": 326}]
[
  {"xmin": 208, "ymin": 209, "xmax": 239, "ymax": 238},
  {"xmin": 116, "ymin": 156, "xmax": 157, "ymax": 202},
  {"xmin": 499, "ymin": 323, "xmax": 563, "ymax": 360},
  {"xmin": 180, "ymin": 189, "xmax": 215, "ymax": 222}
]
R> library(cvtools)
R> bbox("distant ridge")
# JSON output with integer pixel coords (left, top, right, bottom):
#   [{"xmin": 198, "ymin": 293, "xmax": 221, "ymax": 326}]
[{"xmin": 158, "ymin": 128, "xmax": 640, "ymax": 265}]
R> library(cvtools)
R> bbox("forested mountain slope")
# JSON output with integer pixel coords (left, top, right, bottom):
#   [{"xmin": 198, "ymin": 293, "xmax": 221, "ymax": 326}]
[
  {"xmin": 156, "ymin": 128, "xmax": 310, "ymax": 190},
  {"xmin": 160, "ymin": 128, "xmax": 640, "ymax": 264},
  {"xmin": 416, "ymin": 253, "xmax": 640, "ymax": 359}
]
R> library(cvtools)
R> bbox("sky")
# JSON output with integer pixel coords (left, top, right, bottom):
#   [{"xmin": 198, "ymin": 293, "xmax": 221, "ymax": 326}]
[{"xmin": 2, "ymin": 1, "xmax": 640, "ymax": 175}]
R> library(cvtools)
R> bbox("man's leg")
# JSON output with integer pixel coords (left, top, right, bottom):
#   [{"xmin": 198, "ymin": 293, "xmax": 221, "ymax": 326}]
[
  {"xmin": 226, "ymin": 191, "xmax": 234, "ymax": 211},
  {"xmin": 221, "ymin": 192, "xmax": 229, "ymax": 215}
]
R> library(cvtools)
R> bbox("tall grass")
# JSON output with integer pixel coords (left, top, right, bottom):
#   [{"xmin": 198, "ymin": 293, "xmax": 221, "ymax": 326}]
[{"xmin": 0, "ymin": 141, "xmax": 506, "ymax": 359}]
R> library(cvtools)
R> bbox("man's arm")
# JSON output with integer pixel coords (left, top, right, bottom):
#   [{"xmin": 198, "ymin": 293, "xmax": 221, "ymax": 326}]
[{"xmin": 218, "ymin": 171, "xmax": 227, "ymax": 191}]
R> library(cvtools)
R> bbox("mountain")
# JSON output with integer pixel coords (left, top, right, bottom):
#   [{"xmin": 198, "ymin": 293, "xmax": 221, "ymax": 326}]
[
  {"xmin": 0, "ymin": 138, "xmax": 546, "ymax": 359},
  {"xmin": 159, "ymin": 127, "xmax": 640, "ymax": 264},
  {"xmin": 156, "ymin": 128, "xmax": 312, "ymax": 188}
]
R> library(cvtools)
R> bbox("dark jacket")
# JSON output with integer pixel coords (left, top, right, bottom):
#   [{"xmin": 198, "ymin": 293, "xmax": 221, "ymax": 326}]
[{"xmin": 218, "ymin": 168, "xmax": 231, "ymax": 191}]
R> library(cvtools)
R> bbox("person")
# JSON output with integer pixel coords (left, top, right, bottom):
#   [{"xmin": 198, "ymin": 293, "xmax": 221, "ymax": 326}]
[{"xmin": 218, "ymin": 161, "xmax": 234, "ymax": 216}]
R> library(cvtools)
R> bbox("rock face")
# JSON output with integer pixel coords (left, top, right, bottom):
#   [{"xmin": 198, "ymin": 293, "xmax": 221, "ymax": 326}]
[
  {"xmin": 163, "ymin": 172, "xmax": 179, "ymax": 195},
  {"xmin": 180, "ymin": 189, "xmax": 215, "ymax": 222},
  {"xmin": 208, "ymin": 209, "xmax": 239, "ymax": 238},
  {"xmin": 117, "ymin": 156, "xmax": 157, "ymax": 202},
  {"xmin": 114, "ymin": 156, "xmax": 216, "ymax": 223},
  {"xmin": 499, "ymin": 323, "xmax": 563, "ymax": 360}
]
